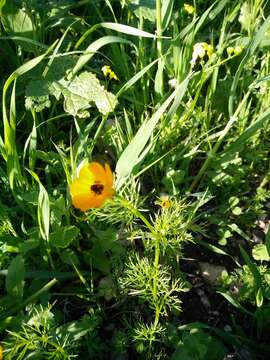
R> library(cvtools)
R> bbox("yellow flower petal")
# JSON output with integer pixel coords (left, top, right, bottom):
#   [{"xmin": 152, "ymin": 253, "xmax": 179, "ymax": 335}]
[
  {"xmin": 69, "ymin": 179, "xmax": 89, "ymax": 197},
  {"xmin": 184, "ymin": 3, "xmax": 195, "ymax": 15},
  {"xmin": 69, "ymin": 161, "xmax": 114, "ymax": 211},
  {"xmin": 78, "ymin": 163, "xmax": 95, "ymax": 185},
  {"xmin": 105, "ymin": 163, "xmax": 114, "ymax": 187},
  {"xmin": 72, "ymin": 194, "xmax": 95, "ymax": 211},
  {"xmin": 88, "ymin": 162, "xmax": 106, "ymax": 181}
]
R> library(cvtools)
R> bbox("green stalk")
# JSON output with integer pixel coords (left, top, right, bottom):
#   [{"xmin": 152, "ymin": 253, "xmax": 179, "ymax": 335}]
[
  {"xmin": 118, "ymin": 196, "xmax": 161, "ymax": 329},
  {"xmin": 156, "ymin": 0, "xmax": 162, "ymax": 57},
  {"xmin": 89, "ymin": 114, "xmax": 109, "ymax": 154},
  {"xmin": 153, "ymin": 238, "xmax": 160, "ymax": 307},
  {"xmin": 156, "ymin": 0, "xmax": 163, "ymax": 94},
  {"xmin": 118, "ymin": 196, "xmax": 154, "ymax": 233},
  {"xmin": 152, "ymin": 237, "xmax": 161, "ymax": 337},
  {"xmin": 189, "ymin": 91, "xmax": 251, "ymax": 192}
]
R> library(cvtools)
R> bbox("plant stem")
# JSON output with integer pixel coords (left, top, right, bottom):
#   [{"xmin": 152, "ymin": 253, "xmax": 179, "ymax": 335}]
[
  {"xmin": 118, "ymin": 196, "xmax": 155, "ymax": 234},
  {"xmin": 156, "ymin": 0, "xmax": 163, "ymax": 95},
  {"xmin": 153, "ymin": 236, "xmax": 160, "ymax": 307},
  {"xmin": 118, "ymin": 196, "xmax": 161, "ymax": 332},
  {"xmin": 89, "ymin": 114, "xmax": 109, "ymax": 154},
  {"xmin": 156, "ymin": 0, "xmax": 162, "ymax": 57}
]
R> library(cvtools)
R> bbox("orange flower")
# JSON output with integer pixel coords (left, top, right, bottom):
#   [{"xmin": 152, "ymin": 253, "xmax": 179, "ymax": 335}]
[{"xmin": 70, "ymin": 162, "xmax": 114, "ymax": 211}]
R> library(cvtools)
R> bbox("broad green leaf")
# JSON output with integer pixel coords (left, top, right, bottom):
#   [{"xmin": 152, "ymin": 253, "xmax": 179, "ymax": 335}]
[
  {"xmin": 24, "ymin": 55, "xmax": 77, "ymax": 112},
  {"xmin": 172, "ymin": 329, "xmax": 228, "ymax": 360},
  {"xmin": 128, "ymin": 0, "xmax": 156, "ymax": 22},
  {"xmin": 51, "ymin": 226, "xmax": 79, "ymax": 248},
  {"xmin": 0, "ymin": 1, "xmax": 35, "ymax": 51},
  {"xmin": 19, "ymin": 239, "xmax": 40, "ymax": 254},
  {"xmin": 26, "ymin": 71, "xmax": 117, "ymax": 117},
  {"xmin": 85, "ymin": 246, "xmax": 110, "ymax": 273},
  {"xmin": 232, "ymin": 206, "xmax": 242, "ymax": 216},
  {"xmin": 6, "ymin": 255, "xmax": 25, "ymax": 299},
  {"xmin": 57, "ymin": 314, "xmax": 98, "ymax": 342},
  {"xmin": 252, "ymin": 244, "xmax": 270, "ymax": 262},
  {"xmin": 60, "ymin": 249, "xmax": 79, "ymax": 265},
  {"xmin": 25, "ymin": 79, "xmax": 51, "ymax": 112},
  {"xmin": 53, "ymin": 72, "xmax": 117, "ymax": 117},
  {"xmin": 50, "ymin": 195, "xmax": 66, "ymax": 227}
]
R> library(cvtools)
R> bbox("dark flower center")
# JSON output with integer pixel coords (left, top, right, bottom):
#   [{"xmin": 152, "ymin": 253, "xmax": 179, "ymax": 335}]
[{"xmin": 91, "ymin": 183, "xmax": 104, "ymax": 195}]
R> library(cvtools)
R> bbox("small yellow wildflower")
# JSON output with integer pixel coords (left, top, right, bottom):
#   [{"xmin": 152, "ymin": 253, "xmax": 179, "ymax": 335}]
[
  {"xmin": 0, "ymin": 345, "xmax": 2, "ymax": 360},
  {"xmin": 184, "ymin": 3, "xmax": 195, "ymax": 15},
  {"xmin": 102, "ymin": 65, "xmax": 119, "ymax": 81},
  {"xmin": 69, "ymin": 161, "xmax": 114, "ymax": 211},
  {"xmin": 156, "ymin": 195, "xmax": 171, "ymax": 209},
  {"xmin": 190, "ymin": 42, "xmax": 213, "ymax": 67}
]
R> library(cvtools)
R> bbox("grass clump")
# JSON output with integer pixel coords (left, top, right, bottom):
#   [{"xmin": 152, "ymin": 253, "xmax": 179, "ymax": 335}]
[{"xmin": 0, "ymin": 0, "xmax": 270, "ymax": 359}]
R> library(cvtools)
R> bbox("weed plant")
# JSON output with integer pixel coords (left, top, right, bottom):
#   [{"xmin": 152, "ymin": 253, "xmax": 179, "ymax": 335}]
[{"xmin": 0, "ymin": 0, "xmax": 270, "ymax": 359}]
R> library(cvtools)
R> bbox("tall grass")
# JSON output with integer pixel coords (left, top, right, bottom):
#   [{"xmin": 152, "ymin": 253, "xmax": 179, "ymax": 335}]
[{"xmin": 0, "ymin": 0, "xmax": 270, "ymax": 358}]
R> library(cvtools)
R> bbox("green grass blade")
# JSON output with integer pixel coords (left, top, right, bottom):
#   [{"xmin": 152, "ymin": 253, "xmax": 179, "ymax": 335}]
[
  {"xmin": 1, "ymin": 42, "xmax": 56, "ymax": 190},
  {"xmin": 0, "ymin": 36, "xmax": 49, "ymax": 49},
  {"xmin": 115, "ymin": 90, "xmax": 177, "ymax": 189},
  {"xmin": 217, "ymin": 290, "xmax": 254, "ymax": 316},
  {"xmin": 221, "ymin": 107, "xmax": 270, "ymax": 156},
  {"xmin": 71, "ymin": 35, "xmax": 134, "ymax": 77},
  {"xmin": 229, "ymin": 15, "xmax": 270, "ymax": 116},
  {"xmin": 116, "ymin": 58, "xmax": 159, "ymax": 98},
  {"xmin": 100, "ymin": 22, "xmax": 156, "ymax": 38},
  {"xmin": 27, "ymin": 170, "xmax": 50, "ymax": 242},
  {"xmin": 161, "ymin": 0, "xmax": 174, "ymax": 31}
]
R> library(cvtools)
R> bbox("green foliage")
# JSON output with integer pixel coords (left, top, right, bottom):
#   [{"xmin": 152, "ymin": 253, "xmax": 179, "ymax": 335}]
[
  {"xmin": 25, "ymin": 70, "xmax": 117, "ymax": 117},
  {"xmin": 121, "ymin": 255, "xmax": 185, "ymax": 314},
  {"xmin": 128, "ymin": 0, "xmax": 156, "ymax": 22},
  {"xmin": 172, "ymin": 329, "xmax": 228, "ymax": 360},
  {"xmin": 2, "ymin": 304, "xmax": 100, "ymax": 359},
  {"xmin": 1, "ymin": 0, "xmax": 270, "ymax": 358},
  {"xmin": 220, "ymin": 263, "xmax": 270, "ymax": 306},
  {"xmin": 50, "ymin": 226, "xmax": 79, "ymax": 248},
  {"xmin": 0, "ymin": 0, "xmax": 35, "ymax": 51},
  {"xmin": 6, "ymin": 255, "xmax": 25, "ymax": 299}
]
